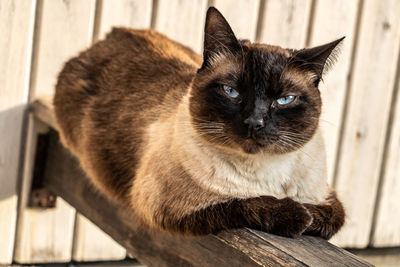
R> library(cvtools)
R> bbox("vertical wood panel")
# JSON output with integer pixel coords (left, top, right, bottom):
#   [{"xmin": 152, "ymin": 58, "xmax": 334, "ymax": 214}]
[
  {"xmin": 0, "ymin": 0, "xmax": 36, "ymax": 263},
  {"xmin": 95, "ymin": 0, "xmax": 152, "ymax": 40},
  {"xmin": 153, "ymin": 0, "xmax": 208, "ymax": 53},
  {"xmin": 211, "ymin": 0, "xmax": 260, "ymax": 41},
  {"xmin": 73, "ymin": 215, "xmax": 126, "ymax": 261},
  {"xmin": 14, "ymin": 115, "xmax": 77, "ymax": 263},
  {"xmin": 31, "ymin": 0, "xmax": 96, "ymax": 97},
  {"xmin": 308, "ymin": 0, "xmax": 359, "ymax": 185},
  {"xmin": 333, "ymin": 0, "xmax": 400, "ymax": 248},
  {"xmin": 3, "ymin": 0, "xmax": 399, "ymax": 256},
  {"xmin": 372, "ymin": 77, "xmax": 400, "ymax": 247},
  {"xmin": 14, "ymin": 0, "xmax": 96, "ymax": 263},
  {"xmin": 257, "ymin": 0, "xmax": 312, "ymax": 48},
  {"xmin": 72, "ymin": 0, "xmax": 153, "ymax": 261}
]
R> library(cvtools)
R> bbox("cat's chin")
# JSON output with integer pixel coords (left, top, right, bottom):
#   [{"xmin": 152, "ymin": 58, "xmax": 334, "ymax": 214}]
[
  {"xmin": 241, "ymin": 139, "xmax": 264, "ymax": 154},
  {"xmin": 240, "ymin": 138, "xmax": 297, "ymax": 155}
]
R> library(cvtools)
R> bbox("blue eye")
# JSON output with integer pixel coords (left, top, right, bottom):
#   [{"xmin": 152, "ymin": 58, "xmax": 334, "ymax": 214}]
[
  {"xmin": 276, "ymin": 95, "xmax": 296, "ymax": 105},
  {"xmin": 223, "ymin": 85, "xmax": 239, "ymax": 99}
]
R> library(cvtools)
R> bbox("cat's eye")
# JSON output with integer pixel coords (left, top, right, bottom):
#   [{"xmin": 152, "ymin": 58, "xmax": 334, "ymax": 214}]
[
  {"xmin": 276, "ymin": 95, "xmax": 296, "ymax": 105},
  {"xmin": 223, "ymin": 85, "xmax": 239, "ymax": 99}
]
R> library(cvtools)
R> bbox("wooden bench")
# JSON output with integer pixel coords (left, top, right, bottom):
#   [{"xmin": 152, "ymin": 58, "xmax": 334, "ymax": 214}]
[{"xmin": 30, "ymin": 98, "xmax": 373, "ymax": 267}]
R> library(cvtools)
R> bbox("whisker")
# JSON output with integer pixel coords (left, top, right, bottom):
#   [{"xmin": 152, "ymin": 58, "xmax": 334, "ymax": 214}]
[{"xmin": 280, "ymin": 136, "xmax": 314, "ymax": 160}]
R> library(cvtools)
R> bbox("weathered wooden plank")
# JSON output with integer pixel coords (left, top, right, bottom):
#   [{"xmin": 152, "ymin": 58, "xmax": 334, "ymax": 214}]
[
  {"xmin": 95, "ymin": 0, "xmax": 152, "ymax": 40},
  {"xmin": 333, "ymin": 0, "xmax": 400, "ymax": 248},
  {"xmin": 30, "ymin": 96, "xmax": 56, "ymax": 129},
  {"xmin": 308, "ymin": 0, "xmax": 359, "ymax": 185},
  {"xmin": 73, "ymin": 0, "xmax": 153, "ymax": 261},
  {"xmin": 152, "ymin": 0, "xmax": 208, "ymax": 53},
  {"xmin": 0, "ymin": 0, "xmax": 36, "ymax": 263},
  {"xmin": 247, "ymin": 229, "xmax": 372, "ymax": 266},
  {"xmin": 14, "ymin": 0, "xmax": 96, "ymax": 263},
  {"xmin": 32, "ymin": 98, "xmax": 372, "ymax": 267},
  {"xmin": 31, "ymin": 100, "xmax": 56, "ymax": 128},
  {"xmin": 372, "ymin": 74, "xmax": 400, "ymax": 247},
  {"xmin": 257, "ymin": 0, "xmax": 312, "ymax": 48},
  {"xmin": 211, "ymin": 0, "xmax": 260, "ymax": 41}
]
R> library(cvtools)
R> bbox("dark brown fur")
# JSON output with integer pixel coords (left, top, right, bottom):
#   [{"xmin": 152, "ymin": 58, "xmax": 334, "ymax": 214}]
[
  {"xmin": 54, "ymin": 7, "xmax": 344, "ymax": 239},
  {"xmin": 54, "ymin": 28, "xmax": 201, "ymax": 202},
  {"xmin": 162, "ymin": 195, "xmax": 313, "ymax": 237},
  {"xmin": 304, "ymin": 192, "xmax": 345, "ymax": 239}
]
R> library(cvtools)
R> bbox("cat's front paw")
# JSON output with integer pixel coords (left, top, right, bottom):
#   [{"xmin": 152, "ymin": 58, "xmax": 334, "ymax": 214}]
[
  {"xmin": 262, "ymin": 197, "xmax": 313, "ymax": 238},
  {"xmin": 303, "ymin": 194, "xmax": 345, "ymax": 239}
]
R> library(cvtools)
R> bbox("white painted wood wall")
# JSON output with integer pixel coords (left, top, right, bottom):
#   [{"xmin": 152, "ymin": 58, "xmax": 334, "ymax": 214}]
[{"xmin": 1, "ymin": 0, "xmax": 400, "ymax": 264}]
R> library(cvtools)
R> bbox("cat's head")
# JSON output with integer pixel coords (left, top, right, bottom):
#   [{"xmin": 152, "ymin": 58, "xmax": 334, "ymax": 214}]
[{"xmin": 189, "ymin": 7, "xmax": 343, "ymax": 154}]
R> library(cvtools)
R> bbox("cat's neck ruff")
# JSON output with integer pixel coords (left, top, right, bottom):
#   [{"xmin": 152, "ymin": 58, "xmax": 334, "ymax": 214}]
[{"xmin": 172, "ymin": 94, "xmax": 329, "ymax": 204}]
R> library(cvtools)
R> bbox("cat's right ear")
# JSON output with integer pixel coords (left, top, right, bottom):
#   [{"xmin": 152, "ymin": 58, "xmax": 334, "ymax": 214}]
[{"xmin": 201, "ymin": 7, "xmax": 240, "ymax": 69}]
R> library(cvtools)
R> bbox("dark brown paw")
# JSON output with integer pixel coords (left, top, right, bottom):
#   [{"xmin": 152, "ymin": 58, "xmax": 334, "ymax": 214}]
[
  {"xmin": 264, "ymin": 197, "xmax": 313, "ymax": 238},
  {"xmin": 303, "ymin": 199, "xmax": 345, "ymax": 240}
]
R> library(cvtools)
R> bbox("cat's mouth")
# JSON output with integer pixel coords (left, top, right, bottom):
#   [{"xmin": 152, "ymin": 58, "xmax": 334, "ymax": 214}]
[
  {"xmin": 249, "ymin": 130, "xmax": 280, "ymax": 145},
  {"xmin": 241, "ymin": 134, "xmax": 280, "ymax": 154},
  {"xmin": 254, "ymin": 135, "xmax": 280, "ymax": 145}
]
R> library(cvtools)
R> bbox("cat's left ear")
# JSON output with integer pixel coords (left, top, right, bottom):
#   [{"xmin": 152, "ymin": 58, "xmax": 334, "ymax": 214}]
[
  {"xmin": 201, "ymin": 7, "xmax": 241, "ymax": 69},
  {"xmin": 291, "ymin": 37, "xmax": 345, "ymax": 85}
]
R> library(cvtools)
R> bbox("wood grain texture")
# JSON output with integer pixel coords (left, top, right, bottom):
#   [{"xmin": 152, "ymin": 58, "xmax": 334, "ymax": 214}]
[
  {"xmin": 257, "ymin": 0, "xmax": 312, "ymax": 48},
  {"xmin": 332, "ymin": 0, "xmax": 400, "ymax": 248},
  {"xmin": 32, "ymin": 98, "xmax": 372, "ymax": 267},
  {"xmin": 211, "ymin": 0, "xmax": 260, "ymax": 41},
  {"xmin": 372, "ymin": 75, "xmax": 400, "ymax": 247},
  {"xmin": 152, "ymin": 0, "xmax": 208, "ymax": 53},
  {"xmin": 95, "ymin": 0, "xmax": 152, "ymax": 40},
  {"xmin": 308, "ymin": 0, "xmax": 359, "ymax": 185},
  {"xmin": 0, "ymin": 0, "xmax": 36, "ymax": 263},
  {"xmin": 14, "ymin": 0, "xmax": 96, "ymax": 263}
]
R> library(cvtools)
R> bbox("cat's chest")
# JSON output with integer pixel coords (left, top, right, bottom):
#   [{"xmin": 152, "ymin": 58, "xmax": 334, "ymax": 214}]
[
  {"xmin": 246, "ymin": 156, "xmax": 296, "ymax": 183},
  {"xmin": 201, "ymin": 151, "xmax": 326, "ymax": 203},
  {"xmin": 215, "ymin": 154, "xmax": 297, "ymax": 196}
]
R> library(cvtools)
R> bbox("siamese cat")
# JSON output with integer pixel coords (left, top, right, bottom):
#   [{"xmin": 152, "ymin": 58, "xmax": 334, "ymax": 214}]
[{"xmin": 54, "ymin": 7, "xmax": 345, "ymax": 239}]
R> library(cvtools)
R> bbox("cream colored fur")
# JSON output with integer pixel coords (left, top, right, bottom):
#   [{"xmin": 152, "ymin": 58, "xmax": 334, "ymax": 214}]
[
  {"xmin": 131, "ymin": 91, "xmax": 329, "ymax": 227},
  {"xmin": 175, "ymin": 95, "xmax": 329, "ymax": 204}
]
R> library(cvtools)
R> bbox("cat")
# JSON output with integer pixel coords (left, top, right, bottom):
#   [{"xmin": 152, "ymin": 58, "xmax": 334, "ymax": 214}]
[{"xmin": 53, "ymin": 7, "xmax": 345, "ymax": 239}]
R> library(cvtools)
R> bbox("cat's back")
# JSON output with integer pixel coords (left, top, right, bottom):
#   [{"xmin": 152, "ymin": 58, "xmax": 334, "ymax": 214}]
[
  {"xmin": 54, "ymin": 27, "xmax": 201, "ymax": 148},
  {"xmin": 94, "ymin": 28, "xmax": 202, "ymax": 90},
  {"xmin": 53, "ymin": 28, "xmax": 201, "ymax": 201},
  {"xmin": 55, "ymin": 27, "xmax": 201, "ymax": 99}
]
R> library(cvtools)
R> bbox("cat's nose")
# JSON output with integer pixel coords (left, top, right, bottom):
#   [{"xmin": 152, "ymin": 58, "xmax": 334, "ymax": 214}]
[{"xmin": 244, "ymin": 115, "xmax": 265, "ymax": 131}]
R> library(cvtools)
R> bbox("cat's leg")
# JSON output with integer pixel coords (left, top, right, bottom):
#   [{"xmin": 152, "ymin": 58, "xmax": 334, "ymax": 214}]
[
  {"xmin": 303, "ymin": 191, "xmax": 345, "ymax": 239},
  {"xmin": 159, "ymin": 196, "xmax": 313, "ymax": 237}
]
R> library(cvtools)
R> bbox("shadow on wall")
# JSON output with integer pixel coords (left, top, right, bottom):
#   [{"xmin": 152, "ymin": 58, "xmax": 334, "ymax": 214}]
[{"xmin": 0, "ymin": 104, "xmax": 28, "ymax": 201}]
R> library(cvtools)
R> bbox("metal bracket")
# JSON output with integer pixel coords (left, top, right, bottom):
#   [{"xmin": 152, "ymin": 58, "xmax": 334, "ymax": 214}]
[{"xmin": 28, "ymin": 133, "xmax": 57, "ymax": 208}]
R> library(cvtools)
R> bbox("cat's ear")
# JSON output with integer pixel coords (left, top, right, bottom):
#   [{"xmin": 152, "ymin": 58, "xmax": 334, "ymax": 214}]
[
  {"xmin": 290, "ymin": 37, "xmax": 345, "ymax": 84},
  {"xmin": 201, "ymin": 7, "xmax": 240, "ymax": 69}
]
